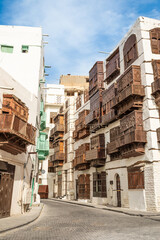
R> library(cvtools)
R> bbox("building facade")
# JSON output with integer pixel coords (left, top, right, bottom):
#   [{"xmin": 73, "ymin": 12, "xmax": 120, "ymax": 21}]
[
  {"xmin": 49, "ymin": 17, "xmax": 160, "ymax": 212},
  {"xmin": 0, "ymin": 26, "xmax": 46, "ymax": 217}
]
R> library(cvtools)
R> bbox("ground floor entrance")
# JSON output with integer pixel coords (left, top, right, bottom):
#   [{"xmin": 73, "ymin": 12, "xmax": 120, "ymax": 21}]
[{"xmin": 0, "ymin": 161, "xmax": 15, "ymax": 218}]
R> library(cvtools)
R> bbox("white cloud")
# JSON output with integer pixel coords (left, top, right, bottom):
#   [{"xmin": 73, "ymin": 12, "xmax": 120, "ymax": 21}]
[{"xmin": 4, "ymin": 0, "xmax": 160, "ymax": 83}]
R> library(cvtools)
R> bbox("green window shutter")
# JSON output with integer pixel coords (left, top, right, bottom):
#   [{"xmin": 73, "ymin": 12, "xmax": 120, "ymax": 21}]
[
  {"xmin": 1, "ymin": 45, "xmax": 13, "ymax": 53},
  {"xmin": 22, "ymin": 45, "xmax": 29, "ymax": 53}
]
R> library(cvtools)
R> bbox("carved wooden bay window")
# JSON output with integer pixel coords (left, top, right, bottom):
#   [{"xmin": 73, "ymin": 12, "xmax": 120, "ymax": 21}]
[
  {"xmin": 123, "ymin": 34, "xmax": 138, "ymax": 70},
  {"xmin": 102, "ymin": 83, "xmax": 117, "ymax": 126},
  {"xmin": 128, "ymin": 167, "xmax": 144, "ymax": 189},
  {"xmin": 89, "ymin": 61, "xmax": 104, "ymax": 98},
  {"xmin": 151, "ymin": 60, "xmax": 160, "ymax": 107},
  {"xmin": 74, "ymin": 110, "xmax": 89, "ymax": 140},
  {"xmin": 93, "ymin": 172, "xmax": 107, "ymax": 198},
  {"xmin": 105, "ymin": 48, "xmax": 120, "ymax": 84},
  {"xmin": 0, "ymin": 94, "xmax": 36, "ymax": 155},
  {"xmin": 150, "ymin": 28, "xmax": 160, "ymax": 54},
  {"xmin": 107, "ymin": 110, "xmax": 147, "ymax": 159},
  {"xmin": 85, "ymin": 89, "xmax": 103, "ymax": 133},
  {"xmin": 113, "ymin": 65, "xmax": 145, "ymax": 117},
  {"xmin": 86, "ymin": 133, "xmax": 106, "ymax": 167},
  {"xmin": 73, "ymin": 143, "xmax": 90, "ymax": 171}
]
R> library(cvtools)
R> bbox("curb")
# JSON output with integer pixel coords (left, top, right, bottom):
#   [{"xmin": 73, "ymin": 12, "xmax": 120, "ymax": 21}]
[
  {"xmin": 0, "ymin": 204, "xmax": 44, "ymax": 234},
  {"xmin": 49, "ymin": 198, "xmax": 160, "ymax": 218}
]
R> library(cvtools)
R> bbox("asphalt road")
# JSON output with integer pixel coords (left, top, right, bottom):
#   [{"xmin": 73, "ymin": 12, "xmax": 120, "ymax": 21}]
[{"xmin": 0, "ymin": 199, "xmax": 160, "ymax": 240}]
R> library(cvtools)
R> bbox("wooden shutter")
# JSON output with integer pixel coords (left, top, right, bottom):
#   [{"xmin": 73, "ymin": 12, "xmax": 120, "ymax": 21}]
[
  {"xmin": 65, "ymin": 112, "xmax": 68, "ymax": 133},
  {"xmin": 152, "ymin": 60, "xmax": 160, "ymax": 81},
  {"xmin": 150, "ymin": 28, "xmax": 160, "ymax": 54},
  {"xmin": 65, "ymin": 140, "xmax": 67, "ymax": 163},
  {"xmin": 123, "ymin": 34, "xmax": 138, "ymax": 69},
  {"xmin": 128, "ymin": 167, "xmax": 144, "ymax": 189},
  {"xmin": 101, "ymin": 172, "xmax": 107, "ymax": 197},
  {"xmin": 85, "ymin": 174, "xmax": 90, "ymax": 199}
]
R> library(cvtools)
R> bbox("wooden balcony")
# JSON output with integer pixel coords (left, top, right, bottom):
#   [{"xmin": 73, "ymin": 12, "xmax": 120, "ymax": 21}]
[
  {"xmin": 105, "ymin": 48, "xmax": 120, "ymax": 84},
  {"xmin": 120, "ymin": 110, "xmax": 143, "ymax": 133},
  {"xmin": 0, "ymin": 114, "xmax": 36, "ymax": 154},
  {"xmin": 107, "ymin": 140, "xmax": 119, "ymax": 154},
  {"xmin": 78, "ymin": 128, "xmax": 90, "ymax": 139},
  {"xmin": 117, "ymin": 130, "xmax": 146, "ymax": 148},
  {"xmin": 120, "ymin": 143, "xmax": 145, "ymax": 158},
  {"xmin": 113, "ymin": 85, "xmax": 144, "ymax": 107},
  {"xmin": 53, "ymin": 160, "xmax": 63, "ymax": 168},
  {"xmin": 50, "ymin": 152, "xmax": 64, "ymax": 161},
  {"xmin": 89, "ymin": 61, "xmax": 104, "ymax": 98},
  {"xmin": 86, "ymin": 148, "xmax": 105, "ymax": 161},
  {"xmin": 2, "ymin": 94, "xmax": 29, "ymax": 122},
  {"xmin": 101, "ymin": 110, "xmax": 116, "ymax": 126}
]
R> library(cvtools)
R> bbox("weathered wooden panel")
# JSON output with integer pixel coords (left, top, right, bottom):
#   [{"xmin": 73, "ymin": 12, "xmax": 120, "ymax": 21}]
[
  {"xmin": 38, "ymin": 185, "xmax": 48, "ymax": 199},
  {"xmin": 89, "ymin": 61, "xmax": 104, "ymax": 97},
  {"xmin": 156, "ymin": 128, "xmax": 160, "ymax": 142},
  {"xmin": 128, "ymin": 167, "xmax": 144, "ymax": 189},
  {"xmin": 123, "ymin": 34, "xmax": 138, "ymax": 69},
  {"xmin": 78, "ymin": 174, "xmax": 90, "ymax": 199},
  {"xmin": 86, "ymin": 148, "xmax": 105, "ymax": 161},
  {"xmin": 105, "ymin": 49, "xmax": 120, "ymax": 83},
  {"xmin": 117, "ymin": 65, "xmax": 141, "ymax": 93},
  {"xmin": 150, "ymin": 28, "xmax": 160, "ymax": 54},
  {"xmin": 120, "ymin": 143, "xmax": 145, "ymax": 158},
  {"xmin": 2, "ymin": 94, "xmax": 29, "ymax": 122},
  {"xmin": 152, "ymin": 60, "xmax": 160, "ymax": 80},
  {"xmin": 120, "ymin": 110, "xmax": 143, "ymax": 133},
  {"xmin": 118, "ymin": 130, "xmax": 146, "ymax": 148},
  {"xmin": 84, "ymin": 89, "xmax": 89, "ymax": 103},
  {"xmin": 0, "ymin": 114, "xmax": 36, "ymax": 154},
  {"xmin": 90, "ymin": 134, "xmax": 105, "ymax": 149},
  {"xmin": 76, "ymin": 95, "xmax": 82, "ymax": 110}
]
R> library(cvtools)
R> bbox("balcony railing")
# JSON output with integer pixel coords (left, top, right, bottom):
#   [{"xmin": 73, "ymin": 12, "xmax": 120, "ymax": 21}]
[{"xmin": 0, "ymin": 114, "xmax": 36, "ymax": 154}]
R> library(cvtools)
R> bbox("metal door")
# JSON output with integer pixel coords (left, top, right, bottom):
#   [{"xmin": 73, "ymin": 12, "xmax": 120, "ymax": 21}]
[
  {"xmin": 0, "ymin": 172, "xmax": 14, "ymax": 218},
  {"xmin": 116, "ymin": 174, "xmax": 121, "ymax": 207}
]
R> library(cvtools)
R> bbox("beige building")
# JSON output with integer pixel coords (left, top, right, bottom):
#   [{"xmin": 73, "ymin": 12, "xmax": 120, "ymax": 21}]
[{"xmin": 48, "ymin": 75, "xmax": 88, "ymax": 199}]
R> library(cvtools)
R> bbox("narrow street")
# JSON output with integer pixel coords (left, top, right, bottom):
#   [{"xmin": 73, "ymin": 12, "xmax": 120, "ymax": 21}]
[{"xmin": 0, "ymin": 200, "xmax": 160, "ymax": 240}]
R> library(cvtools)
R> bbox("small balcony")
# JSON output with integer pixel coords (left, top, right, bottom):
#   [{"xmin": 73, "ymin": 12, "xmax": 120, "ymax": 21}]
[
  {"xmin": 102, "ymin": 109, "xmax": 116, "ymax": 126},
  {"xmin": 86, "ymin": 148, "xmax": 105, "ymax": 161},
  {"xmin": 36, "ymin": 132, "xmax": 49, "ymax": 160},
  {"xmin": 117, "ymin": 130, "xmax": 146, "ymax": 148},
  {"xmin": 48, "ymin": 161, "xmax": 55, "ymax": 173},
  {"xmin": 0, "ymin": 114, "xmax": 36, "ymax": 154},
  {"xmin": 50, "ymin": 152, "xmax": 65, "ymax": 161}
]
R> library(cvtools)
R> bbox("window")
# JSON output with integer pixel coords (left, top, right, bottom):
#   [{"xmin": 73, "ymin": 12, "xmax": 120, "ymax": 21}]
[
  {"xmin": 150, "ymin": 28, "xmax": 160, "ymax": 54},
  {"xmin": 128, "ymin": 167, "xmax": 144, "ymax": 189},
  {"xmin": 78, "ymin": 174, "xmax": 90, "ymax": 199},
  {"xmin": 1, "ymin": 45, "xmax": 13, "ymax": 53},
  {"xmin": 93, "ymin": 172, "xmax": 107, "ymax": 197},
  {"xmin": 22, "ymin": 45, "xmax": 29, "ymax": 53},
  {"xmin": 123, "ymin": 34, "xmax": 138, "ymax": 70}
]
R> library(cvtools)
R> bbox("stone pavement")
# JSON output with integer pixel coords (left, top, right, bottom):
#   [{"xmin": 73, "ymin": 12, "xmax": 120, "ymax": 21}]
[
  {"xmin": 0, "ymin": 203, "xmax": 43, "ymax": 234},
  {"xmin": 50, "ymin": 198, "xmax": 160, "ymax": 220},
  {"xmin": 1, "ymin": 199, "xmax": 160, "ymax": 240}
]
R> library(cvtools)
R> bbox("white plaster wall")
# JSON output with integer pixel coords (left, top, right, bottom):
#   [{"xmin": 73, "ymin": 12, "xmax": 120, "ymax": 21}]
[
  {"xmin": 128, "ymin": 190, "xmax": 146, "ymax": 211},
  {"xmin": 0, "ymin": 25, "xmax": 43, "ymax": 97}
]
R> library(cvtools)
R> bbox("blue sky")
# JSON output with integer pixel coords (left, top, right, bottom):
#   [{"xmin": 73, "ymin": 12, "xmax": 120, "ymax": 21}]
[{"xmin": 0, "ymin": 0, "xmax": 160, "ymax": 84}]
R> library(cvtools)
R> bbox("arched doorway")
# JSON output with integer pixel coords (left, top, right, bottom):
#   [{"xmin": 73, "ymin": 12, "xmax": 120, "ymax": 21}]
[{"xmin": 116, "ymin": 174, "xmax": 121, "ymax": 207}]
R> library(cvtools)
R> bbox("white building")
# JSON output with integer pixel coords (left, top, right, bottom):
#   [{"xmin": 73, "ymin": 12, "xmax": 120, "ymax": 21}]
[
  {"xmin": 72, "ymin": 17, "xmax": 160, "ymax": 212},
  {"xmin": 0, "ymin": 25, "xmax": 45, "ymax": 217}
]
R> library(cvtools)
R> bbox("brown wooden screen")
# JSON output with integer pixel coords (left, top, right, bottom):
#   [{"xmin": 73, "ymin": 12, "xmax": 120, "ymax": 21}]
[
  {"xmin": 65, "ymin": 139, "xmax": 67, "ymax": 163},
  {"xmin": 123, "ymin": 34, "xmax": 138, "ymax": 70},
  {"xmin": 128, "ymin": 167, "xmax": 144, "ymax": 189},
  {"xmin": 150, "ymin": 28, "xmax": 160, "ymax": 54},
  {"xmin": 65, "ymin": 112, "xmax": 68, "ymax": 133}
]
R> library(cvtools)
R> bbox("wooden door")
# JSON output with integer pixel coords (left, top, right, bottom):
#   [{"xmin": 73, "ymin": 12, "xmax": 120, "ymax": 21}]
[
  {"xmin": 58, "ymin": 175, "xmax": 62, "ymax": 197},
  {"xmin": 76, "ymin": 179, "xmax": 78, "ymax": 200},
  {"xmin": 116, "ymin": 174, "xmax": 121, "ymax": 207},
  {"xmin": 0, "ymin": 172, "xmax": 14, "ymax": 218}
]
